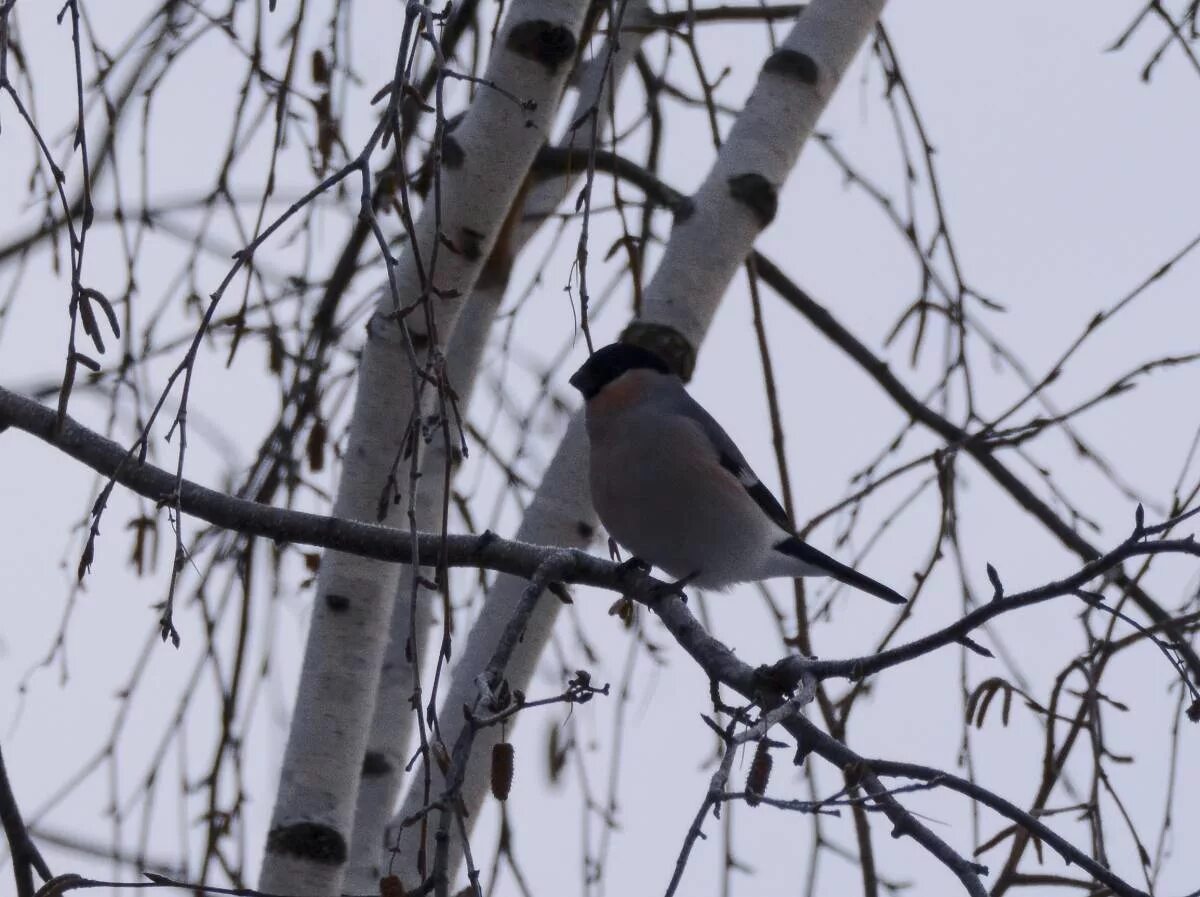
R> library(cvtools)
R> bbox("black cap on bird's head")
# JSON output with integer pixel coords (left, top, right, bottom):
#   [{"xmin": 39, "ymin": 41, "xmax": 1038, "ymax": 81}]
[{"xmin": 569, "ymin": 342, "xmax": 672, "ymax": 400}]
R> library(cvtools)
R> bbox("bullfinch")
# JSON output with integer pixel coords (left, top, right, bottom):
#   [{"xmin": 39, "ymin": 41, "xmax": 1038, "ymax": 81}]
[{"xmin": 569, "ymin": 342, "xmax": 906, "ymax": 605}]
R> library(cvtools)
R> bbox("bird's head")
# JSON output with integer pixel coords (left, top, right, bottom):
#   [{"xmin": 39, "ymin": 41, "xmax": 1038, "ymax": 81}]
[{"xmin": 569, "ymin": 342, "xmax": 673, "ymax": 401}]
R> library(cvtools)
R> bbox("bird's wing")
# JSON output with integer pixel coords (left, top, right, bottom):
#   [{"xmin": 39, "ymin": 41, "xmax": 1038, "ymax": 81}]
[
  {"xmin": 665, "ymin": 387, "xmax": 907, "ymax": 605},
  {"xmin": 674, "ymin": 391, "xmax": 794, "ymax": 534}
]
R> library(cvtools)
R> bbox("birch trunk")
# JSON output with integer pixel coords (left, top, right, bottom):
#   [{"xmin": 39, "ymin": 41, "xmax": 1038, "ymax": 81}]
[
  {"xmin": 343, "ymin": 9, "xmax": 652, "ymax": 889},
  {"xmin": 388, "ymin": 0, "xmax": 889, "ymax": 886},
  {"xmin": 341, "ymin": 296, "xmax": 490, "ymax": 895},
  {"xmin": 258, "ymin": 1, "xmax": 591, "ymax": 892}
]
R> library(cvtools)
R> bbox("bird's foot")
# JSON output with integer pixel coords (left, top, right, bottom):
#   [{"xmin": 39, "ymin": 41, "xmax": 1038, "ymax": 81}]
[
  {"xmin": 615, "ymin": 555, "xmax": 652, "ymax": 577},
  {"xmin": 614, "ymin": 558, "xmax": 693, "ymax": 603},
  {"xmin": 648, "ymin": 571, "xmax": 697, "ymax": 604}
]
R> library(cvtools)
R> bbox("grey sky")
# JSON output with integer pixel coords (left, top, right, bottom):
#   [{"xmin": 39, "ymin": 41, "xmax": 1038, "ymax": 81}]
[{"xmin": 2, "ymin": 2, "xmax": 1198, "ymax": 895}]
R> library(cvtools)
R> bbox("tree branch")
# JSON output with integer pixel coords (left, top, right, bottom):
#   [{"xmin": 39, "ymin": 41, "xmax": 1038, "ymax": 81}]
[
  {"xmin": 4, "ymin": 381, "xmax": 1198, "ymax": 718},
  {"xmin": 750, "ymin": 253, "xmax": 1200, "ymax": 688},
  {"xmin": 0, "ymin": 385, "xmax": 616, "ymax": 592},
  {"xmin": 1, "ymin": 383, "xmax": 1183, "ymax": 897},
  {"xmin": 530, "ymin": 142, "xmax": 1200, "ymax": 689},
  {"xmin": 769, "ymin": 510, "xmax": 1200, "ymax": 713},
  {"xmin": 0, "ymin": 743, "xmax": 52, "ymax": 897}
]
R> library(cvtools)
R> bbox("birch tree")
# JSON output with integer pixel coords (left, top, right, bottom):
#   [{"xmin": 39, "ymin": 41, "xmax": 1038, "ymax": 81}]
[
  {"xmin": 343, "ymin": 4, "xmax": 655, "ymax": 890},
  {"xmin": 384, "ymin": 0, "xmax": 890, "ymax": 886},
  {"xmin": 2, "ymin": 2, "xmax": 1200, "ymax": 897}
]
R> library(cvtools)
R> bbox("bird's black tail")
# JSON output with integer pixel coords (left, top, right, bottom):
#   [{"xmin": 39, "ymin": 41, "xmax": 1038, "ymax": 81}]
[{"xmin": 774, "ymin": 537, "xmax": 907, "ymax": 605}]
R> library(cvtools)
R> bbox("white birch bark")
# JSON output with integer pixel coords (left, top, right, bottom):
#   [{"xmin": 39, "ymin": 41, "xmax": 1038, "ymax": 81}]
[
  {"xmin": 343, "ymin": 9, "xmax": 652, "ymax": 890},
  {"xmin": 341, "ymin": 303, "xmax": 489, "ymax": 895},
  {"xmin": 258, "ymin": 2, "xmax": 591, "ymax": 892},
  {"xmin": 387, "ymin": 0, "xmax": 888, "ymax": 885}
]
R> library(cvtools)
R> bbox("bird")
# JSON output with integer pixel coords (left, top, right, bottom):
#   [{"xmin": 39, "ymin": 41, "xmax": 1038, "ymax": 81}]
[{"xmin": 568, "ymin": 342, "xmax": 906, "ymax": 605}]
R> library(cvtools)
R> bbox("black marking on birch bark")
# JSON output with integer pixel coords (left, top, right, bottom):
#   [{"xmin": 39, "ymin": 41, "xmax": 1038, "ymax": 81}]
[
  {"xmin": 366, "ymin": 312, "xmax": 389, "ymax": 340},
  {"xmin": 325, "ymin": 593, "xmax": 350, "ymax": 612},
  {"xmin": 728, "ymin": 173, "xmax": 778, "ymax": 227},
  {"xmin": 620, "ymin": 322, "xmax": 696, "ymax": 382},
  {"xmin": 440, "ymin": 134, "xmax": 464, "ymax": 169},
  {"xmin": 672, "ymin": 195, "xmax": 696, "ymax": 224},
  {"xmin": 764, "ymin": 48, "xmax": 820, "ymax": 85},
  {"xmin": 459, "ymin": 227, "xmax": 485, "ymax": 261},
  {"xmin": 362, "ymin": 751, "xmax": 393, "ymax": 776},
  {"xmin": 506, "ymin": 20, "xmax": 577, "ymax": 74},
  {"xmin": 477, "ymin": 256, "xmax": 509, "ymax": 289},
  {"xmin": 529, "ymin": 141, "xmax": 556, "ymax": 182},
  {"xmin": 265, "ymin": 822, "xmax": 347, "ymax": 864}
]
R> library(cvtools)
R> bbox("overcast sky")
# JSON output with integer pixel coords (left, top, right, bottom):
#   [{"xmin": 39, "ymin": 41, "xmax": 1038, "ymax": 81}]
[{"xmin": 2, "ymin": 2, "xmax": 1199, "ymax": 896}]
